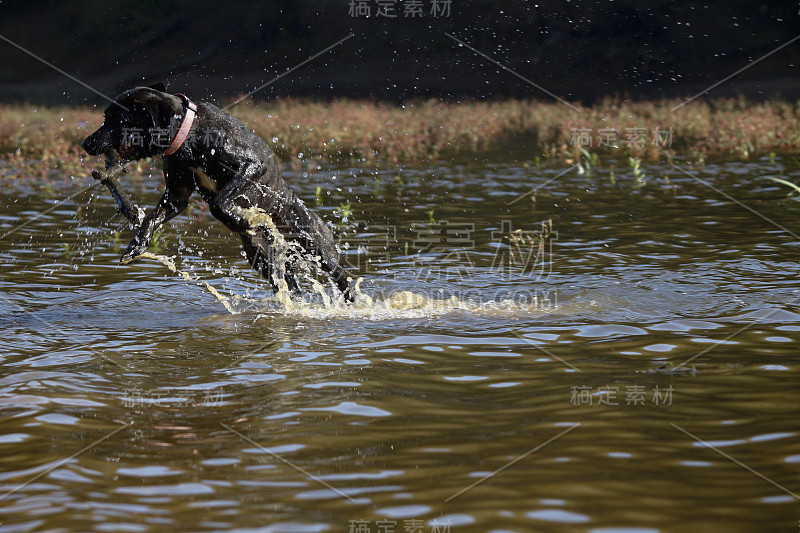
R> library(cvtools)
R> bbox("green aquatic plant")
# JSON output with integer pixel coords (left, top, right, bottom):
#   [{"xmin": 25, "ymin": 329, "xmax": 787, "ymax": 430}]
[
  {"xmin": 628, "ymin": 157, "xmax": 645, "ymax": 186},
  {"xmin": 60, "ymin": 243, "xmax": 73, "ymax": 260},
  {"xmin": 336, "ymin": 202, "xmax": 353, "ymax": 224},
  {"xmin": 576, "ymin": 147, "xmax": 598, "ymax": 177},
  {"xmin": 765, "ymin": 176, "xmax": 800, "ymax": 195}
]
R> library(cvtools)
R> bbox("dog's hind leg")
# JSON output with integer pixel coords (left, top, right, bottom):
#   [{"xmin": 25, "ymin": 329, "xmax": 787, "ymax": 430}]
[
  {"xmin": 210, "ymin": 170, "xmax": 353, "ymax": 301},
  {"xmin": 239, "ymin": 231, "xmax": 301, "ymax": 297},
  {"xmin": 288, "ymin": 202, "xmax": 355, "ymax": 302},
  {"xmin": 325, "ymin": 260, "xmax": 354, "ymax": 302}
]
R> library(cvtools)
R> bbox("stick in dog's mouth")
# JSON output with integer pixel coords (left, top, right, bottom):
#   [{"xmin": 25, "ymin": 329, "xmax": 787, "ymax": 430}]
[
  {"xmin": 92, "ymin": 150, "xmax": 124, "ymax": 177},
  {"xmin": 91, "ymin": 152, "xmax": 145, "ymax": 232}
]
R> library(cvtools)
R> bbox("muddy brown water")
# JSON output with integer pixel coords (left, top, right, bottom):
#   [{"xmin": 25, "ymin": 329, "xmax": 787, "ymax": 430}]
[{"xmin": 0, "ymin": 158, "xmax": 798, "ymax": 532}]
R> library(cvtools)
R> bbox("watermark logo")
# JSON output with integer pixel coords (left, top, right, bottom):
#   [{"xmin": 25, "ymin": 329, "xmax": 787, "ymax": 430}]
[
  {"xmin": 569, "ymin": 127, "xmax": 673, "ymax": 150},
  {"xmin": 348, "ymin": 518, "xmax": 451, "ymax": 532},
  {"xmin": 121, "ymin": 127, "xmax": 226, "ymax": 150},
  {"xmin": 339, "ymin": 217, "xmax": 558, "ymax": 306},
  {"xmin": 411, "ymin": 220, "xmax": 476, "ymax": 282},
  {"xmin": 412, "ymin": 220, "xmax": 475, "ymax": 253},
  {"xmin": 348, "ymin": 0, "xmax": 451, "ymax": 18},
  {"xmin": 340, "ymin": 224, "xmax": 398, "ymax": 273},
  {"xmin": 341, "ymin": 218, "xmax": 555, "ymax": 278},
  {"xmin": 491, "ymin": 219, "xmax": 556, "ymax": 281},
  {"xmin": 569, "ymin": 385, "xmax": 674, "ymax": 407},
  {"xmin": 121, "ymin": 388, "xmax": 226, "ymax": 408}
]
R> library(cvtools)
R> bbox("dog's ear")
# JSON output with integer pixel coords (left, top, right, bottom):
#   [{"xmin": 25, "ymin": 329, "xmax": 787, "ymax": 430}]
[
  {"xmin": 131, "ymin": 88, "xmax": 169, "ymax": 129},
  {"xmin": 147, "ymin": 82, "xmax": 167, "ymax": 93}
]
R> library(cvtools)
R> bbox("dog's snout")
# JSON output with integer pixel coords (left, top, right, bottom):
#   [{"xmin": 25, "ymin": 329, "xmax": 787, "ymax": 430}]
[
  {"xmin": 82, "ymin": 130, "xmax": 107, "ymax": 156},
  {"xmin": 81, "ymin": 135, "xmax": 94, "ymax": 155}
]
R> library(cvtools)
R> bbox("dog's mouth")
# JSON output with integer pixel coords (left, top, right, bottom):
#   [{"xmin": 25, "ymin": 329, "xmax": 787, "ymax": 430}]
[
  {"xmin": 103, "ymin": 149, "xmax": 125, "ymax": 170},
  {"xmin": 117, "ymin": 139, "xmax": 139, "ymax": 163}
]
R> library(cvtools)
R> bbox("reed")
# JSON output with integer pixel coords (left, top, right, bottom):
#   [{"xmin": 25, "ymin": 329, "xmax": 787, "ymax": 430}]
[{"xmin": 0, "ymin": 96, "xmax": 798, "ymax": 179}]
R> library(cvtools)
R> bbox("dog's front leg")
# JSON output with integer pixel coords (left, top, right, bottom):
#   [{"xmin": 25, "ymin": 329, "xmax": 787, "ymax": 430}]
[{"xmin": 121, "ymin": 176, "xmax": 194, "ymax": 264}]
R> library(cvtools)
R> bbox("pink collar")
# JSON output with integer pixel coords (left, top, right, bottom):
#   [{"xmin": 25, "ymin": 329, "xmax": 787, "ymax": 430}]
[{"xmin": 163, "ymin": 94, "xmax": 197, "ymax": 156}]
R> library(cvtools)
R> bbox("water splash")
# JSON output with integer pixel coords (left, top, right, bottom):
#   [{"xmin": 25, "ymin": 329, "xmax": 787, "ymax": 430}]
[
  {"xmin": 136, "ymin": 207, "xmax": 338, "ymax": 316},
  {"xmin": 137, "ymin": 252, "xmax": 237, "ymax": 314},
  {"xmin": 267, "ymin": 285, "xmax": 554, "ymax": 320},
  {"xmin": 236, "ymin": 205, "xmax": 342, "ymax": 312},
  {"xmin": 139, "ymin": 207, "xmax": 556, "ymax": 320}
]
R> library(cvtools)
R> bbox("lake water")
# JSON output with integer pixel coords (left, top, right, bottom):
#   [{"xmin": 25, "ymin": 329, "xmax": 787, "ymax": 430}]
[{"xmin": 0, "ymin": 157, "xmax": 798, "ymax": 532}]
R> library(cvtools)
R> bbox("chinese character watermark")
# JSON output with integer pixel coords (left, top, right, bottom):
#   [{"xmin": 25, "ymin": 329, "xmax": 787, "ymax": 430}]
[
  {"xmin": 348, "ymin": 518, "xmax": 450, "ymax": 533},
  {"xmin": 338, "ymin": 217, "xmax": 558, "ymax": 308},
  {"xmin": 569, "ymin": 385, "xmax": 674, "ymax": 407},
  {"xmin": 340, "ymin": 223, "xmax": 397, "ymax": 273},
  {"xmin": 490, "ymin": 219, "xmax": 556, "ymax": 281},
  {"xmin": 121, "ymin": 127, "xmax": 226, "ymax": 151},
  {"xmin": 121, "ymin": 388, "xmax": 226, "ymax": 408},
  {"xmin": 348, "ymin": 0, "xmax": 451, "ymax": 18},
  {"xmin": 569, "ymin": 127, "xmax": 674, "ymax": 150}
]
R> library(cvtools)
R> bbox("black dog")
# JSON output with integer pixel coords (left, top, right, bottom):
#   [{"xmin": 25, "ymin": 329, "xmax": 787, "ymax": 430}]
[{"xmin": 82, "ymin": 84, "xmax": 354, "ymax": 302}]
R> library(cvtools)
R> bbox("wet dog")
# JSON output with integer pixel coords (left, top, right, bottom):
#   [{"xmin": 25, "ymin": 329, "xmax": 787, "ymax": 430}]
[{"xmin": 82, "ymin": 84, "xmax": 354, "ymax": 302}]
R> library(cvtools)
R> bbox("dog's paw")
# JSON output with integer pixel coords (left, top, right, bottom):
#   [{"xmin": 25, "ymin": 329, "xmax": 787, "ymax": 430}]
[
  {"xmin": 120, "ymin": 250, "xmax": 144, "ymax": 264},
  {"xmin": 121, "ymin": 240, "xmax": 147, "ymax": 264},
  {"xmin": 120, "ymin": 253, "xmax": 142, "ymax": 265}
]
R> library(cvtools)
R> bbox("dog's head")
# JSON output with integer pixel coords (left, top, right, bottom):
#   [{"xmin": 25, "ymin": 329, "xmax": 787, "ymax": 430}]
[{"xmin": 82, "ymin": 83, "xmax": 182, "ymax": 162}]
